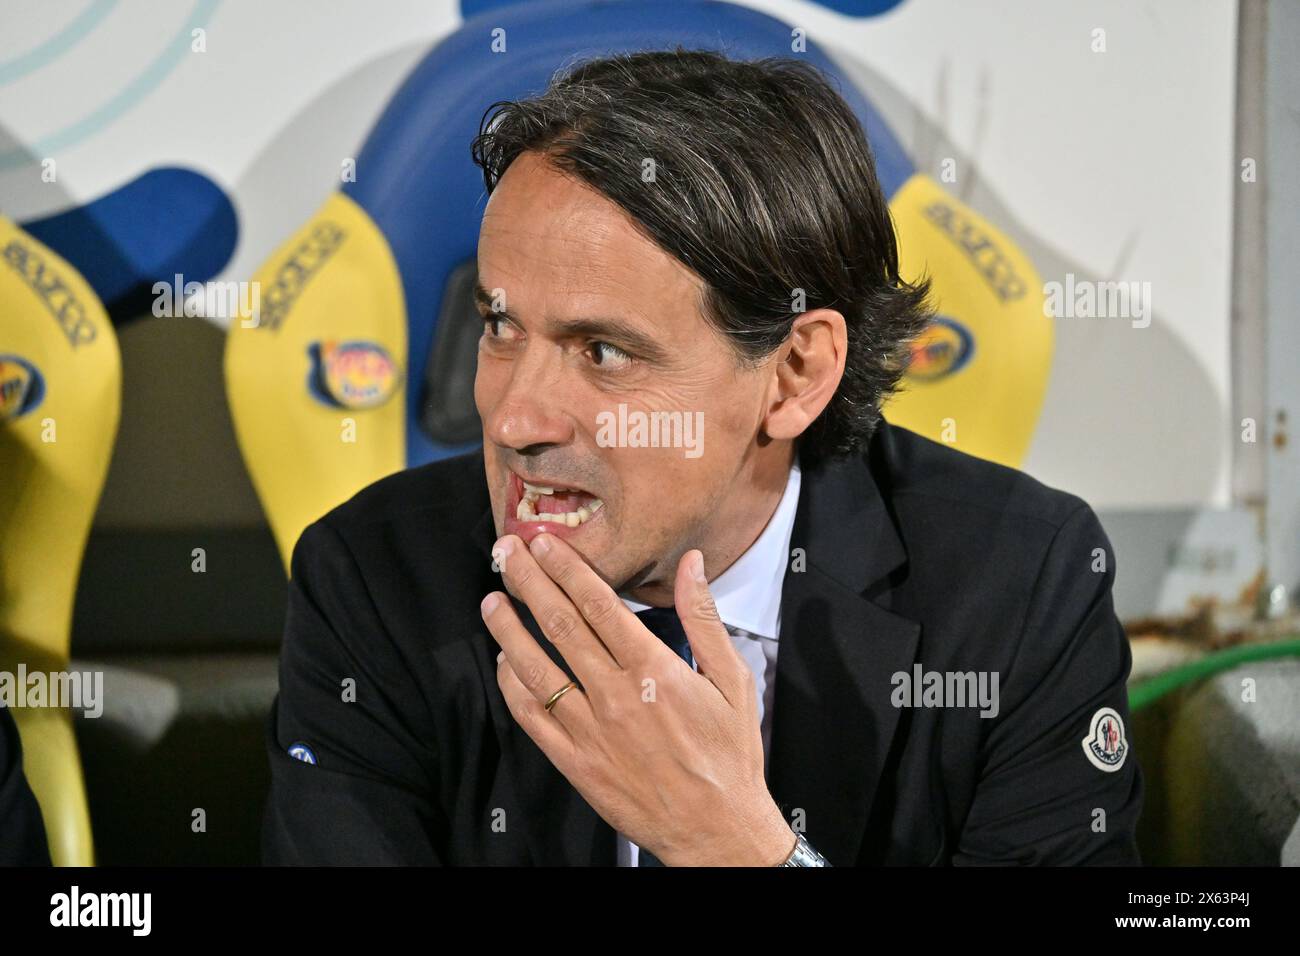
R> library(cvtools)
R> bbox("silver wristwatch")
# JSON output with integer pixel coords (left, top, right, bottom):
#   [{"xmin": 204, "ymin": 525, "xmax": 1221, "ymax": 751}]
[{"xmin": 779, "ymin": 831, "xmax": 831, "ymax": 866}]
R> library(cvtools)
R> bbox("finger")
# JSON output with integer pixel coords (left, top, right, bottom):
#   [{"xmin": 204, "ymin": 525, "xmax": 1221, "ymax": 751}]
[
  {"xmin": 496, "ymin": 648, "xmax": 578, "ymax": 769},
  {"xmin": 481, "ymin": 591, "xmax": 593, "ymax": 736},
  {"xmin": 674, "ymin": 550, "xmax": 748, "ymax": 706},
  {"xmin": 493, "ymin": 534, "xmax": 620, "ymax": 686},
  {"xmin": 527, "ymin": 532, "xmax": 649, "ymax": 670}
]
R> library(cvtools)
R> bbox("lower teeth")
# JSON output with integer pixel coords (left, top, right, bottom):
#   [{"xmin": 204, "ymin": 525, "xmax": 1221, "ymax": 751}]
[{"xmin": 516, "ymin": 493, "xmax": 603, "ymax": 526}]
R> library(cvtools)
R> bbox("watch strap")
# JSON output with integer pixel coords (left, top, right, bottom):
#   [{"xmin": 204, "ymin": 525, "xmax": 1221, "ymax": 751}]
[{"xmin": 779, "ymin": 832, "xmax": 831, "ymax": 866}]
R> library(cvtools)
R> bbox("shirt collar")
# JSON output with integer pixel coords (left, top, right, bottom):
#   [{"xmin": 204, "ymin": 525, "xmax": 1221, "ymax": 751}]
[{"xmin": 619, "ymin": 459, "xmax": 801, "ymax": 641}]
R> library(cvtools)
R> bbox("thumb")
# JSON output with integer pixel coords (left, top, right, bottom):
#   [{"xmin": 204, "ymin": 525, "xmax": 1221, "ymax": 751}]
[{"xmin": 674, "ymin": 550, "xmax": 747, "ymax": 701}]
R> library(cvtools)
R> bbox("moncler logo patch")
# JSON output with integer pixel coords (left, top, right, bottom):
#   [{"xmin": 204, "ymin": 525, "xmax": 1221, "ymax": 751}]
[{"xmin": 1082, "ymin": 707, "xmax": 1128, "ymax": 772}]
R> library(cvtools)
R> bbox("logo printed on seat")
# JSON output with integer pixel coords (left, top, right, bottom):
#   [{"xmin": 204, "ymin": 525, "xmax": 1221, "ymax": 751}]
[
  {"xmin": 0, "ymin": 354, "xmax": 45, "ymax": 420},
  {"xmin": 903, "ymin": 316, "xmax": 974, "ymax": 382},
  {"xmin": 307, "ymin": 340, "xmax": 400, "ymax": 409}
]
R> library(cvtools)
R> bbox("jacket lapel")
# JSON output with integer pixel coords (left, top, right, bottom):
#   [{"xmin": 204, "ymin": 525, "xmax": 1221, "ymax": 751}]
[{"xmin": 766, "ymin": 430, "xmax": 921, "ymax": 866}]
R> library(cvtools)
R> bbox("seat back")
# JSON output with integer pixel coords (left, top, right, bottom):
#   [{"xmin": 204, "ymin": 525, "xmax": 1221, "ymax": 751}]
[
  {"xmin": 885, "ymin": 175, "xmax": 1052, "ymax": 466},
  {"xmin": 0, "ymin": 215, "xmax": 113, "ymax": 866}
]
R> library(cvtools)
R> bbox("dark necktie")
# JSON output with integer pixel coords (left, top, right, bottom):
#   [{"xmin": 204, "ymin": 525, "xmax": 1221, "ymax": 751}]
[
  {"xmin": 633, "ymin": 606, "xmax": 693, "ymax": 866},
  {"xmin": 635, "ymin": 607, "xmax": 694, "ymax": 670}
]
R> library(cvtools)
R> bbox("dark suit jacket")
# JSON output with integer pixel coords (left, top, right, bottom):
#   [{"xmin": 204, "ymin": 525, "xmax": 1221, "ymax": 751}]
[
  {"xmin": 0, "ymin": 705, "xmax": 51, "ymax": 866},
  {"xmin": 261, "ymin": 418, "xmax": 1143, "ymax": 865}
]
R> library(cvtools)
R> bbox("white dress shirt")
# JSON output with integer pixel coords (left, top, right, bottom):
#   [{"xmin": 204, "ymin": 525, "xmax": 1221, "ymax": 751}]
[{"xmin": 614, "ymin": 459, "xmax": 802, "ymax": 866}]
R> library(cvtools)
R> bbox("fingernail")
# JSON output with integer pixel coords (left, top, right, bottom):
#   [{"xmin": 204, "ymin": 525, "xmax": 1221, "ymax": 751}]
[
  {"xmin": 481, "ymin": 592, "xmax": 500, "ymax": 616},
  {"xmin": 531, "ymin": 533, "xmax": 552, "ymax": 556},
  {"xmin": 692, "ymin": 550, "xmax": 706, "ymax": 583},
  {"xmin": 496, "ymin": 650, "xmax": 505, "ymax": 664}
]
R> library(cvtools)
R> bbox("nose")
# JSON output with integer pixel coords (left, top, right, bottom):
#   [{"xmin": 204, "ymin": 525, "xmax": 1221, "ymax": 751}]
[{"xmin": 480, "ymin": 346, "xmax": 574, "ymax": 452}]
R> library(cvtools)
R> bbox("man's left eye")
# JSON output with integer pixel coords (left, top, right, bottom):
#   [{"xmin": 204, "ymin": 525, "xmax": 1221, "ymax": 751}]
[{"xmin": 590, "ymin": 341, "xmax": 632, "ymax": 369}]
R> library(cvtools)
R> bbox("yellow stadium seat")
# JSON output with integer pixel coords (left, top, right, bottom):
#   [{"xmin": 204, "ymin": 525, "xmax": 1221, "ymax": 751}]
[{"xmin": 1, "ymin": 215, "xmax": 117, "ymax": 866}]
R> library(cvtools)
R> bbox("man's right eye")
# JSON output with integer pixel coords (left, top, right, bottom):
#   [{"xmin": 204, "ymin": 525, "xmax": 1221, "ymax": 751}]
[{"xmin": 482, "ymin": 315, "xmax": 515, "ymax": 338}]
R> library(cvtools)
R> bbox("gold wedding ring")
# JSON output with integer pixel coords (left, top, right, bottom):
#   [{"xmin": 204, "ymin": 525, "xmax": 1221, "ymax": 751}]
[{"xmin": 544, "ymin": 681, "xmax": 579, "ymax": 713}]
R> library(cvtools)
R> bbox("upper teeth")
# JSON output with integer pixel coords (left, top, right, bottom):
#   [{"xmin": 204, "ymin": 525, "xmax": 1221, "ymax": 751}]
[{"xmin": 518, "ymin": 479, "xmax": 604, "ymax": 527}]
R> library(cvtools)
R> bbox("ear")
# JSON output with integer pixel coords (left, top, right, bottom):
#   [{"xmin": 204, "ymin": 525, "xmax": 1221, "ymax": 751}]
[{"xmin": 761, "ymin": 308, "xmax": 847, "ymax": 442}]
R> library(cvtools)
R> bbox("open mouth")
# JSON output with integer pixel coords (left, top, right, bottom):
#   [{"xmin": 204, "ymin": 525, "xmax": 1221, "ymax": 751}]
[{"xmin": 509, "ymin": 471, "xmax": 604, "ymax": 529}]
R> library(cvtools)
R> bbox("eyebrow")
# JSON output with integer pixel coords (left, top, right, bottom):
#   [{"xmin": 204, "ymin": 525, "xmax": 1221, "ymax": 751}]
[{"xmin": 473, "ymin": 280, "xmax": 672, "ymax": 364}]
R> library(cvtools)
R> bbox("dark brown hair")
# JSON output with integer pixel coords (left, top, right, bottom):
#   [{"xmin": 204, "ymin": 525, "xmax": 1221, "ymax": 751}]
[{"xmin": 471, "ymin": 48, "xmax": 933, "ymax": 467}]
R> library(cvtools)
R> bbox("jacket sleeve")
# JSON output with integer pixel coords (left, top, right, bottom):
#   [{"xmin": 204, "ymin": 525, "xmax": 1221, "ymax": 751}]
[
  {"xmin": 0, "ymin": 704, "xmax": 51, "ymax": 866},
  {"xmin": 952, "ymin": 502, "xmax": 1144, "ymax": 865},
  {"xmin": 262, "ymin": 517, "xmax": 447, "ymax": 864}
]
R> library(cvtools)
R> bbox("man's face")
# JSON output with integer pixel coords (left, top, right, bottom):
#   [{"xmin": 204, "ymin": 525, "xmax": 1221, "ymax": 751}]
[{"xmin": 474, "ymin": 151, "xmax": 785, "ymax": 602}]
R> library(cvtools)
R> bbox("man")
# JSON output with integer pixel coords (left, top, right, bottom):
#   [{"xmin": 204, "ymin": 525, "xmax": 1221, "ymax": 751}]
[{"xmin": 261, "ymin": 49, "xmax": 1142, "ymax": 865}]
